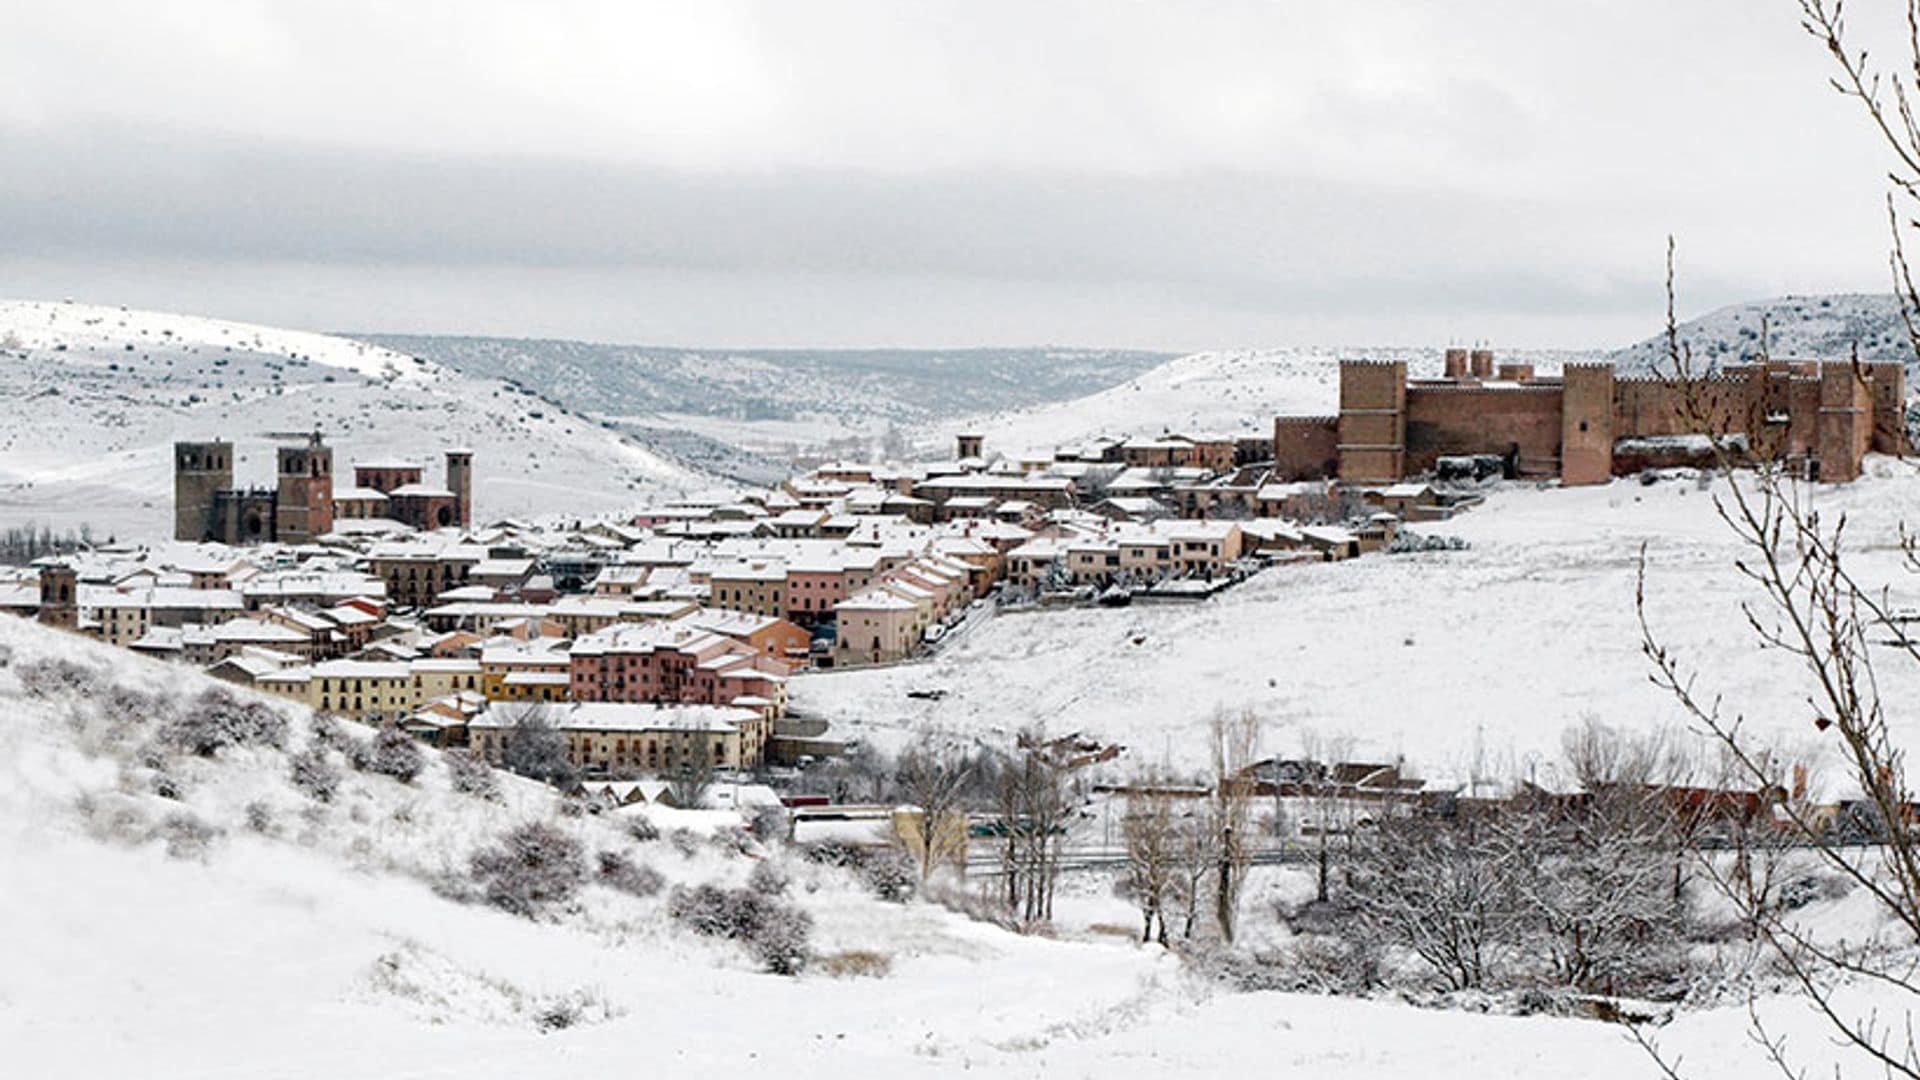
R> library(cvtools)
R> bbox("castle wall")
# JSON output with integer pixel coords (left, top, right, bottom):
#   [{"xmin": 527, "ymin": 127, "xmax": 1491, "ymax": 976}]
[
  {"xmin": 1271, "ymin": 416, "xmax": 1339, "ymax": 480},
  {"xmin": 1403, "ymin": 385, "xmax": 1563, "ymax": 476}
]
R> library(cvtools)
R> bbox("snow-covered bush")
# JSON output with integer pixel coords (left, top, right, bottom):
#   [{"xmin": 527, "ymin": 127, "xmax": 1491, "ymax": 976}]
[
  {"xmin": 158, "ymin": 686, "xmax": 288, "ymax": 756},
  {"xmin": 861, "ymin": 850, "xmax": 917, "ymax": 903},
  {"xmin": 309, "ymin": 713, "xmax": 350, "ymax": 752},
  {"xmin": 748, "ymin": 859, "xmax": 790, "ymax": 897},
  {"xmin": 446, "ymin": 750, "xmax": 499, "ymax": 800},
  {"xmin": 350, "ymin": 724, "xmax": 423, "ymax": 784},
  {"xmin": 289, "ymin": 746, "xmax": 341, "ymax": 803},
  {"xmin": 596, "ymin": 850, "xmax": 665, "ymax": 898},
  {"xmin": 16, "ymin": 656, "xmax": 99, "ymax": 698},
  {"xmin": 244, "ymin": 800, "xmax": 274, "ymax": 834},
  {"xmin": 667, "ymin": 882, "xmax": 814, "ymax": 975},
  {"xmin": 747, "ymin": 804, "xmax": 787, "ymax": 844},
  {"xmin": 470, "ymin": 821, "xmax": 586, "ymax": 918},
  {"xmin": 160, "ymin": 811, "xmax": 220, "ymax": 860},
  {"xmin": 500, "ymin": 708, "xmax": 577, "ymax": 787},
  {"xmin": 625, "ymin": 815, "xmax": 661, "ymax": 844}
]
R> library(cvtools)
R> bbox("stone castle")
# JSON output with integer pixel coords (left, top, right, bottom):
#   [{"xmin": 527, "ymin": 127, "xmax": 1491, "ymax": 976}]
[
  {"xmin": 174, "ymin": 432, "xmax": 473, "ymax": 544},
  {"xmin": 1273, "ymin": 349, "xmax": 1906, "ymax": 486}
]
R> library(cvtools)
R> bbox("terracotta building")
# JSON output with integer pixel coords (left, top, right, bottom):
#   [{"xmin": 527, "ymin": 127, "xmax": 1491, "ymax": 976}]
[{"xmin": 1272, "ymin": 352, "xmax": 1904, "ymax": 486}]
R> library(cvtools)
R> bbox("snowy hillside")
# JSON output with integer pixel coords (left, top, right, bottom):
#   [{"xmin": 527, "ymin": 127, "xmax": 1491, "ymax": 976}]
[
  {"xmin": 0, "ymin": 613, "xmax": 1881, "ymax": 1078},
  {"xmin": 358, "ymin": 334, "xmax": 1171, "ymax": 462},
  {"xmin": 940, "ymin": 346, "xmax": 1594, "ymax": 459},
  {"xmin": 794, "ymin": 460, "xmax": 1920, "ymax": 780},
  {"xmin": 0, "ymin": 301, "xmax": 705, "ymax": 539},
  {"xmin": 1609, "ymin": 293, "xmax": 1911, "ymax": 373}
]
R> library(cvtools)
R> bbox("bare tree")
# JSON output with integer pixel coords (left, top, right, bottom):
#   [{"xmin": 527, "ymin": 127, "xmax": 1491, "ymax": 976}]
[
  {"xmin": 991, "ymin": 729, "xmax": 1071, "ymax": 928},
  {"xmin": 1208, "ymin": 708, "xmax": 1261, "ymax": 943},
  {"xmin": 895, "ymin": 738, "xmax": 977, "ymax": 881},
  {"xmin": 1297, "ymin": 730, "xmax": 1358, "ymax": 904},
  {"xmin": 1632, "ymin": 15, "xmax": 1920, "ymax": 1050},
  {"xmin": 666, "ymin": 729, "xmax": 716, "ymax": 809},
  {"xmin": 1120, "ymin": 768, "xmax": 1180, "ymax": 945},
  {"xmin": 1352, "ymin": 811, "xmax": 1519, "ymax": 992}
]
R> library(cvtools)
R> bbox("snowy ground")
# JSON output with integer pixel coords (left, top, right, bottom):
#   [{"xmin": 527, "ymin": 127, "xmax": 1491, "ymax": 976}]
[
  {"xmin": 0, "ymin": 300, "xmax": 704, "ymax": 540},
  {"xmin": 0, "ymin": 589, "xmax": 1902, "ymax": 1078},
  {"xmin": 794, "ymin": 458, "xmax": 1920, "ymax": 782}
]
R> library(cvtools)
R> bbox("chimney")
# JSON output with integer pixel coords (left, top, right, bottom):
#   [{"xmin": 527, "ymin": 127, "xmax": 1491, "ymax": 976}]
[
  {"xmin": 1469, "ymin": 349, "xmax": 1494, "ymax": 379},
  {"xmin": 1443, "ymin": 348, "xmax": 1468, "ymax": 379}
]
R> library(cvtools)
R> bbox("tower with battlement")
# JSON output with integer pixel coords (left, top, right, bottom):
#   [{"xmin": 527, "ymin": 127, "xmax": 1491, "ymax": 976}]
[{"xmin": 173, "ymin": 441, "xmax": 233, "ymax": 542}]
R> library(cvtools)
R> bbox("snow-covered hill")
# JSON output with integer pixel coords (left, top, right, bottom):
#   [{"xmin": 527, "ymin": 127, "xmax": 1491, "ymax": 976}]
[
  {"xmin": 0, "ymin": 301, "xmax": 705, "ymax": 540},
  {"xmin": 939, "ymin": 346, "xmax": 1596, "ymax": 460},
  {"xmin": 1608, "ymin": 293, "xmax": 1911, "ymax": 373},
  {"xmin": 793, "ymin": 461, "xmax": 1920, "ymax": 780},
  {"xmin": 0, "ymin": 613, "xmax": 1878, "ymax": 1078}
]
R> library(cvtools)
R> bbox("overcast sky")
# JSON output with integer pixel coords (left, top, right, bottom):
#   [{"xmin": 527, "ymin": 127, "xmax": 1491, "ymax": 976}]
[{"xmin": 0, "ymin": 1, "xmax": 1906, "ymax": 351}]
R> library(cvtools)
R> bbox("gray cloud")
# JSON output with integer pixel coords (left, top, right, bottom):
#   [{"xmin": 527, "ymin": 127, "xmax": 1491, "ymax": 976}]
[{"xmin": 0, "ymin": 1, "xmax": 1903, "ymax": 350}]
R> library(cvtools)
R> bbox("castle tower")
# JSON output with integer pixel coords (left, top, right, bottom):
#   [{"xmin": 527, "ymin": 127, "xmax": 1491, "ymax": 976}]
[
  {"xmin": 274, "ymin": 432, "xmax": 334, "ymax": 544},
  {"xmin": 1559, "ymin": 363, "xmax": 1616, "ymax": 486},
  {"xmin": 956, "ymin": 433, "xmax": 984, "ymax": 461},
  {"xmin": 36, "ymin": 561, "xmax": 77, "ymax": 630},
  {"xmin": 1817, "ymin": 362, "xmax": 1871, "ymax": 483},
  {"xmin": 445, "ymin": 449, "xmax": 474, "ymax": 529},
  {"xmin": 173, "ymin": 440, "xmax": 232, "ymax": 542},
  {"xmin": 1336, "ymin": 360, "xmax": 1408, "ymax": 483}
]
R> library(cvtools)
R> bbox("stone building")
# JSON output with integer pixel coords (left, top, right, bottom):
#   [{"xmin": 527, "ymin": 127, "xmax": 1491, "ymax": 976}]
[
  {"xmin": 1271, "ymin": 351, "xmax": 1905, "ymax": 486},
  {"xmin": 173, "ymin": 435, "xmax": 474, "ymax": 544},
  {"xmin": 173, "ymin": 432, "xmax": 334, "ymax": 545}
]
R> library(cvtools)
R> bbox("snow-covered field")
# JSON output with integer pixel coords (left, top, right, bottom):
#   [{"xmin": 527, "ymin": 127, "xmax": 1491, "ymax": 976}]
[
  {"xmin": 795, "ymin": 459, "xmax": 1920, "ymax": 782},
  {"xmin": 0, "ymin": 613, "xmax": 1892, "ymax": 1078},
  {"xmin": 0, "ymin": 301, "xmax": 704, "ymax": 539}
]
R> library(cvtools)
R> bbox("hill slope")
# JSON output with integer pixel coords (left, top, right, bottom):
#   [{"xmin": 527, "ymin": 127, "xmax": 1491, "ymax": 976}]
[
  {"xmin": 0, "ymin": 301, "xmax": 706, "ymax": 540},
  {"xmin": 793, "ymin": 463, "xmax": 1920, "ymax": 777},
  {"xmin": 356, "ymin": 334, "xmax": 1172, "ymax": 460},
  {"xmin": 0, "ymin": 613, "xmax": 1865, "ymax": 1078},
  {"xmin": 1608, "ymin": 293, "xmax": 1911, "ymax": 372}
]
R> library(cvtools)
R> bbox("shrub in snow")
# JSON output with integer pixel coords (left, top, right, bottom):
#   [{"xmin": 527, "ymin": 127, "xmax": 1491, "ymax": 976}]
[
  {"xmin": 350, "ymin": 724, "xmax": 423, "ymax": 784},
  {"xmin": 244, "ymin": 800, "xmax": 274, "ymax": 834},
  {"xmin": 149, "ymin": 768, "xmax": 184, "ymax": 801},
  {"xmin": 289, "ymin": 746, "xmax": 342, "ymax": 803},
  {"xmin": 16, "ymin": 657, "xmax": 98, "ymax": 697},
  {"xmin": 668, "ymin": 828, "xmax": 702, "ymax": 858},
  {"xmin": 818, "ymin": 950, "xmax": 891, "ymax": 979},
  {"xmin": 99, "ymin": 683, "xmax": 169, "ymax": 730},
  {"xmin": 747, "ymin": 804, "xmax": 787, "ymax": 844},
  {"xmin": 799, "ymin": 840, "xmax": 863, "ymax": 869},
  {"xmin": 596, "ymin": 850, "xmax": 665, "ymax": 898},
  {"xmin": 309, "ymin": 713, "xmax": 350, "ymax": 752},
  {"xmin": 446, "ymin": 751, "xmax": 499, "ymax": 800},
  {"xmin": 0, "ymin": 642, "xmax": 12, "ymax": 667},
  {"xmin": 861, "ymin": 850, "xmax": 917, "ymax": 904},
  {"xmin": 625, "ymin": 815, "xmax": 661, "ymax": 844},
  {"xmin": 470, "ymin": 821, "xmax": 586, "ymax": 918},
  {"xmin": 709, "ymin": 827, "xmax": 753, "ymax": 857},
  {"xmin": 500, "ymin": 709, "xmax": 577, "ymax": 787},
  {"xmin": 748, "ymin": 860, "xmax": 790, "ymax": 897},
  {"xmin": 160, "ymin": 811, "xmax": 220, "ymax": 860},
  {"xmin": 667, "ymin": 882, "xmax": 814, "ymax": 976},
  {"xmin": 158, "ymin": 687, "xmax": 288, "ymax": 756}
]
